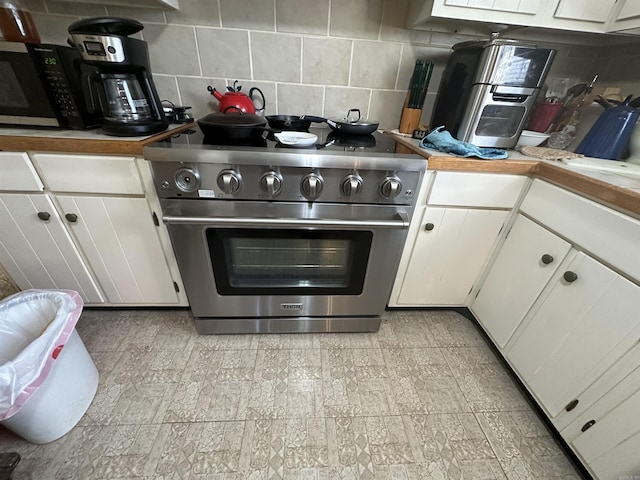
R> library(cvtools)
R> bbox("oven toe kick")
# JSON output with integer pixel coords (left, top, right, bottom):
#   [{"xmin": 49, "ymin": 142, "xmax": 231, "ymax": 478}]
[{"xmin": 194, "ymin": 316, "xmax": 382, "ymax": 334}]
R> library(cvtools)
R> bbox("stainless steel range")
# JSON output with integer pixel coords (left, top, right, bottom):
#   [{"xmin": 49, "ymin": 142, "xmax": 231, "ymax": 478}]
[{"xmin": 144, "ymin": 128, "xmax": 426, "ymax": 334}]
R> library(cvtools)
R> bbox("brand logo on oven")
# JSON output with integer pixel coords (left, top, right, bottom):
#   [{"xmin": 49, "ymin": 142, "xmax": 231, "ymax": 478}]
[{"xmin": 281, "ymin": 303, "xmax": 303, "ymax": 311}]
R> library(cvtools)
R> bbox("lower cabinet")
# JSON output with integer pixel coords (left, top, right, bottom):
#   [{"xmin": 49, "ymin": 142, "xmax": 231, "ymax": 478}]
[
  {"xmin": 471, "ymin": 214, "xmax": 572, "ymax": 348},
  {"xmin": 396, "ymin": 206, "xmax": 508, "ymax": 305},
  {"xmin": 505, "ymin": 251, "xmax": 640, "ymax": 420},
  {"xmin": 0, "ymin": 193, "xmax": 104, "ymax": 303},
  {"xmin": 389, "ymin": 171, "xmax": 528, "ymax": 307},
  {"xmin": 471, "ymin": 179, "xmax": 640, "ymax": 478},
  {"xmin": 0, "ymin": 151, "xmax": 186, "ymax": 306},
  {"xmin": 562, "ymin": 360, "xmax": 640, "ymax": 480},
  {"xmin": 55, "ymin": 195, "xmax": 182, "ymax": 304}
]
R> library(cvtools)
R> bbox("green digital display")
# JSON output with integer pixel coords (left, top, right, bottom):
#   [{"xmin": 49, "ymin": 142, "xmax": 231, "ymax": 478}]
[{"xmin": 44, "ymin": 57, "xmax": 57, "ymax": 66}]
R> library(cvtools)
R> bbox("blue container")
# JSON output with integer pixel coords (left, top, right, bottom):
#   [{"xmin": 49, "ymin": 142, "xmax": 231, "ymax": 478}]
[{"xmin": 575, "ymin": 105, "xmax": 640, "ymax": 160}]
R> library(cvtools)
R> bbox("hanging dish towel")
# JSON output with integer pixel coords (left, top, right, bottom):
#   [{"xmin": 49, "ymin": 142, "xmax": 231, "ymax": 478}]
[{"xmin": 420, "ymin": 126, "xmax": 508, "ymax": 160}]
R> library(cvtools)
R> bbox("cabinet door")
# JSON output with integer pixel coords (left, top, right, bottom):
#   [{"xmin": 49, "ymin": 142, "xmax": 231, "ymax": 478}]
[
  {"xmin": 0, "ymin": 152, "xmax": 43, "ymax": 192},
  {"xmin": 607, "ymin": 0, "xmax": 640, "ymax": 32},
  {"xmin": 445, "ymin": 0, "xmax": 539, "ymax": 14},
  {"xmin": 554, "ymin": 0, "xmax": 617, "ymax": 23},
  {"xmin": 55, "ymin": 195, "xmax": 180, "ymax": 305},
  {"xmin": 396, "ymin": 207, "xmax": 508, "ymax": 306},
  {"xmin": 0, "ymin": 193, "xmax": 103, "ymax": 303},
  {"xmin": 471, "ymin": 215, "xmax": 571, "ymax": 348},
  {"xmin": 571, "ymin": 389, "xmax": 640, "ymax": 480},
  {"xmin": 562, "ymin": 361, "xmax": 640, "ymax": 480},
  {"xmin": 506, "ymin": 252, "xmax": 640, "ymax": 419}
]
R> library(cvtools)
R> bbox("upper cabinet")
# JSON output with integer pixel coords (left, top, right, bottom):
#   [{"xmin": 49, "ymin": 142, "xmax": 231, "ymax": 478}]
[
  {"xmin": 50, "ymin": 0, "xmax": 179, "ymax": 9},
  {"xmin": 407, "ymin": 0, "xmax": 640, "ymax": 35},
  {"xmin": 608, "ymin": 0, "xmax": 640, "ymax": 33}
]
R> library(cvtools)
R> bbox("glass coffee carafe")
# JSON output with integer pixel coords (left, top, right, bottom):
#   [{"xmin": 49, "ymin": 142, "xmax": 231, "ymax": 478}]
[{"xmin": 101, "ymin": 73, "xmax": 153, "ymax": 123}]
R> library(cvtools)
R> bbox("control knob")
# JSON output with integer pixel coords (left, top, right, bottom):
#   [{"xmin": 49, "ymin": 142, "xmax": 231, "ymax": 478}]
[
  {"xmin": 300, "ymin": 173, "xmax": 324, "ymax": 200},
  {"xmin": 260, "ymin": 171, "xmax": 283, "ymax": 196},
  {"xmin": 174, "ymin": 167, "xmax": 200, "ymax": 193},
  {"xmin": 379, "ymin": 176, "xmax": 402, "ymax": 199},
  {"xmin": 341, "ymin": 174, "xmax": 363, "ymax": 197},
  {"xmin": 217, "ymin": 169, "xmax": 242, "ymax": 194}
]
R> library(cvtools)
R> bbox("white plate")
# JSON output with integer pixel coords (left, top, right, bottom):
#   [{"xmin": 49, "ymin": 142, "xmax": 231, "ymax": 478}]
[{"xmin": 275, "ymin": 132, "xmax": 318, "ymax": 146}]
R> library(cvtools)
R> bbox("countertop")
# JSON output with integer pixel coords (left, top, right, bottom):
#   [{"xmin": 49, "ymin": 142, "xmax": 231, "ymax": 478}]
[
  {"xmin": 1, "ymin": 124, "xmax": 639, "ymax": 218},
  {"xmin": 389, "ymin": 133, "xmax": 640, "ymax": 219},
  {"xmin": 0, "ymin": 122, "xmax": 196, "ymax": 156}
]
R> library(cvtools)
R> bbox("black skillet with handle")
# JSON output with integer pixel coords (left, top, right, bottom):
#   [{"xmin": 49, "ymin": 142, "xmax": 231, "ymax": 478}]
[
  {"xmin": 197, "ymin": 111, "xmax": 279, "ymax": 142},
  {"xmin": 266, "ymin": 109, "xmax": 379, "ymax": 135}
]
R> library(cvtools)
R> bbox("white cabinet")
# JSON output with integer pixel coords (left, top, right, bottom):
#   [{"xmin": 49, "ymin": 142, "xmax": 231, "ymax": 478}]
[
  {"xmin": 470, "ymin": 214, "xmax": 571, "ymax": 348},
  {"xmin": 54, "ymin": 195, "xmax": 181, "ymax": 304},
  {"xmin": 0, "ymin": 193, "xmax": 104, "ymax": 303},
  {"xmin": 389, "ymin": 171, "xmax": 527, "ymax": 307},
  {"xmin": 505, "ymin": 251, "xmax": 640, "ymax": 419},
  {"xmin": 562, "ymin": 360, "xmax": 640, "ymax": 479},
  {"xmin": 471, "ymin": 179, "xmax": 640, "ymax": 478},
  {"xmin": 406, "ymin": 0, "xmax": 541, "ymax": 29},
  {"xmin": 607, "ymin": 0, "xmax": 640, "ymax": 32},
  {"xmin": 0, "ymin": 152, "xmax": 186, "ymax": 306},
  {"xmin": 407, "ymin": 0, "xmax": 632, "ymax": 34},
  {"xmin": 554, "ymin": 0, "xmax": 617, "ymax": 24},
  {"xmin": 50, "ymin": 0, "xmax": 178, "ymax": 9}
]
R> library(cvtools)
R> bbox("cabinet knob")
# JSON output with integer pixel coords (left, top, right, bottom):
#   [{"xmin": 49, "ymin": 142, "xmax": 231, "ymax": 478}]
[
  {"xmin": 65, "ymin": 213, "xmax": 78, "ymax": 223},
  {"xmin": 425, "ymin": 222, "xmax": 435, "ymax": 231},
  {"xmin": 565, "ymin": 399, "xmax": 579, "ymax": 411},
  {"xmin": 581, "ymin": 420, "xmax": 596, "ymax": 432},
  {"xmin": 541, "ymin": 254, "xmax": 554, "ymax": 265},
  {"xmin": 563, "ymin": 271, "xmax": 578, "ymax": 283},
  {"xmin": 37, "ymin": 211, "xmax": 50, "ymax": 221}
]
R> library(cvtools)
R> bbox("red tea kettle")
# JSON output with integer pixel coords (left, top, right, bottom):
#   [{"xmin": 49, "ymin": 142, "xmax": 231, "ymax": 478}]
[{"xmin": 207, "ymin": 81, "xmax": 265, "ymax": 114}]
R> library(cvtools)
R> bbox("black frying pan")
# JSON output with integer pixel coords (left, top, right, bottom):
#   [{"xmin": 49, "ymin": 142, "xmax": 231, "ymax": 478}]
[
  {"xmin": 265, "ymin": 115, "xmax": 326, "ymax": 131},
  {"xmin": 266, "ymin": 110, "xmax": 378, "ymax": 135},
  {"xmin": 326, "ymin": 109, "xmax": 379, "ymax": 135},
  {"xmin": 197, "ymin": 112, "xmax": 279, "ymax": 141}
]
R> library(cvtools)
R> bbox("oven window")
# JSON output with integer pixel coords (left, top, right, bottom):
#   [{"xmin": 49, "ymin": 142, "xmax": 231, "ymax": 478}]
[
  {"xmin": 475, "ymin": 105, "xmax": 526, "ymax": 137},
  {"xmin": 206, "ymin": 229, "xmax": 372, "ymax": 295}
]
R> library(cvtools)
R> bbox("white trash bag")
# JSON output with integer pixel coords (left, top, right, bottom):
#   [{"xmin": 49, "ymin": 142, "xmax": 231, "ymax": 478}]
[{"xmin": 0, "ymin": 289, "xmax": 83, "ymax": 420}]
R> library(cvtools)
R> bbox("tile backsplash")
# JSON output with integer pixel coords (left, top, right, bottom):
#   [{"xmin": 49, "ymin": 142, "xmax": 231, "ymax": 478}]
[{"xmin": 26, "ymin": 0, "xmax": 640, "ymax": 130}]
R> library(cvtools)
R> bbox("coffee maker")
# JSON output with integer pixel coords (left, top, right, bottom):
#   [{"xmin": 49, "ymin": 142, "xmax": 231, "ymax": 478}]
[
  {"xmin": 67, "ymin": 17, "xmax": 168, "ymax": 136},
  {"xmin": 431, "ymin": 36, "xmax": 556, "ymax": 148}
]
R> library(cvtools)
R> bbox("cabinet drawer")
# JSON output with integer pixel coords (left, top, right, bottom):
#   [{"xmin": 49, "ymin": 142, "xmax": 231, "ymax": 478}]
[
  {"xmin": 520, "ymin": 179, "xmax": 640, "ymax": 282},
  {"xmin": 31, "ymin": 154, "xmax": 144, "ymax": 195},
  {"xmin": 0, "ymin": 152, "xmax": 44, "ymax": 192},
  {"xmin": 428, "ymin": 171, "xmax": 527, "ymax": 207}
]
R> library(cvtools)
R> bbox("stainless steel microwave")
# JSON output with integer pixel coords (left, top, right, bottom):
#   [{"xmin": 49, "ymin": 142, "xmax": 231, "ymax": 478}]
[{"xmin": 0, "ymin": 41, "xmax": 101, "ymax": 129}]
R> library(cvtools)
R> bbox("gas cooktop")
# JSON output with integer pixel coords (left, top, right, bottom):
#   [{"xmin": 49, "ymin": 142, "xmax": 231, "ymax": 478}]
[{"xmin": 149, "ymin": 125, "xmax": 416, "ymax": 157}]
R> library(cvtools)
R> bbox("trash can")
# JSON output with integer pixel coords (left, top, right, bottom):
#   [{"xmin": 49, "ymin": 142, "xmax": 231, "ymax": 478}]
[{"xmin": 0, "ymin": 289, "xmax": 98, "ymax": 444}]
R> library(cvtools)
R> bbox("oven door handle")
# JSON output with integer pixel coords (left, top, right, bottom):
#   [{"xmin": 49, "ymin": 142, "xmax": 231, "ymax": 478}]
[{"xmin": 163, "ymin": 212, "xmax": 409, "ymax": 229}]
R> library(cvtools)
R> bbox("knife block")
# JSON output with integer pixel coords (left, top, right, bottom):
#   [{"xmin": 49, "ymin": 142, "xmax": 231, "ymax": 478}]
[
  {"xmin": 399, "ymin": 90, "xmax": 423, "ymax": 135},
  {"xmin": 399, "ymin": 107, "xmax": 422, "ymax": 135}
]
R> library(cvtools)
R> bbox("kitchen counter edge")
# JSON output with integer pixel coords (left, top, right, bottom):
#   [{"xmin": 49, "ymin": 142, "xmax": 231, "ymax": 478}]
[
  {"xmin": 0, "ymin": 123, "xmax": 196, "ymax": 156},
  {"xmin": 390, "ymin": 133, "xmax": 640, "ymax": 219}
]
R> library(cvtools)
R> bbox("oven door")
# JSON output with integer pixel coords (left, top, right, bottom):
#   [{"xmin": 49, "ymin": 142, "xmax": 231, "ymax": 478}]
[{"xmin": 162, "ymin": 199, "xmax": 410, "ymax": 332}]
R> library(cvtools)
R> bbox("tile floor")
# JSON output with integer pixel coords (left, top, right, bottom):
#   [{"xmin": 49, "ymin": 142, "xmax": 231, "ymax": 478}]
[{"xmin": 0, "ymin": 308, "xmax": 584, "ymax": 480}]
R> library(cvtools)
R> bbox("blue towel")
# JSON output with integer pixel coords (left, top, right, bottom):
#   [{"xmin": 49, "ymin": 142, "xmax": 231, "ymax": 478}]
[{"xmin": 420, "ymin": 126, "xmax": 508, "ymax": 160}]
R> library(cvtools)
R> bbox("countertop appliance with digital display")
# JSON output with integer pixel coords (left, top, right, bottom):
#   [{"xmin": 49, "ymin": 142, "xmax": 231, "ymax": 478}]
[
  {"xmin": 431, "ymin": 36, "xmax": 556, "ymax": 149},
  {"xmin": 67, "ymin": 17, "xmax": 169, "ymax": 137},
  {"xmin": 0, "ymin": 41, "xmax": 101, "ymax": 129}
]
